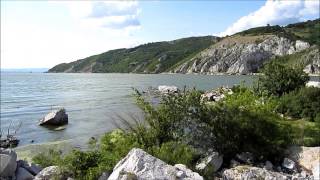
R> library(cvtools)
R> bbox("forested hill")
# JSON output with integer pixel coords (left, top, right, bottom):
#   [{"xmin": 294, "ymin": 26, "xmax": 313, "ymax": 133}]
[{"xmin": 49, "ymin": 19, "xmax": 320, "ymax": 74}]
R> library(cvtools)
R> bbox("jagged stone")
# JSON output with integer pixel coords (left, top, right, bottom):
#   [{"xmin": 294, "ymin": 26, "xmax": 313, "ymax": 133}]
[
  {"xmin": 0, "ymin": 148, "xmax": 17, "ymax": 178},
  {"xmin": 196, "ymin": 152, "xmax": 223, "ymax": 173},
  {"xmin": 223, "ymin": 166, "xmax": 312, "ymax": 180},
  {"xmin": 108, "ymin": 148, "xmax": 203, "ymax": 180}
]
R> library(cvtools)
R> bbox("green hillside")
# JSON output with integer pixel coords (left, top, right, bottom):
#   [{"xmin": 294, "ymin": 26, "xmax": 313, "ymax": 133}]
[{"xmin": 49, "ymin": 36, "xmax": 219, "ymax": 73}]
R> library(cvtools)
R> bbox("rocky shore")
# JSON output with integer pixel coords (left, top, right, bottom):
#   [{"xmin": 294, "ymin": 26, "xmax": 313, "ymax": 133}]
[{"xmin": 1, "ymin": 146, "xmax": 319, "ymax": 180}]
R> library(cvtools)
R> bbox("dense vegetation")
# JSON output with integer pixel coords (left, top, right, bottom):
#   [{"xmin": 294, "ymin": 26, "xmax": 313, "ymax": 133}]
[
  {"xmin": 49, "ymin": 36, "xmax": 219, "ymax": 73},
  {"xmin": 35, "ymin": 62, "xmax": 320, "ymax": 179},
  {"xmin": 236, "ymin": 19, "xmax": 320, "ymax": 46},
  {"xmin": 258, "ymin": 61, "xmax": 309, "ymax": 96}
]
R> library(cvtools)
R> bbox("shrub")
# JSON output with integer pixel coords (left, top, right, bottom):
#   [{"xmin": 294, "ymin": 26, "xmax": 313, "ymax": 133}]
[
  {"xmin": 258, "ymin": 61, "xmax": 309, "ymax": 96},
  {"xmin": 32, "ymin": 149, "xmax": 63, "ymax": 168},
  {"xmin": 277, "ymin": 87, "xmax": 320, "ymax": 121},
  {"xmin": 150, "ymin": 141, "xmax": 198, "ymax": 167}
]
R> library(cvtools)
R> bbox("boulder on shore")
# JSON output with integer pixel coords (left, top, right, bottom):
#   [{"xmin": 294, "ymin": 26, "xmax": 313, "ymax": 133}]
[
  {"xmin": 108, "ymin": 148, "xmax": 203, "ymax": 180},
  {"xmin": 0, "ymin": 148, "xmax": 17, "ymax": 178},
  {"xmin": 196, "ymin": 152, "xmax": 223, "ymax": 173},
  {"xmin": 158, "ymin": 85, "xmax": 179, "ymax": 94},
  {"xmin": 39, "ymin": 108, "xmax": 68, "ymax": 126},
  {"xmin": 286, "ymin": 146, "xmax": 320, "ymax": 179}
]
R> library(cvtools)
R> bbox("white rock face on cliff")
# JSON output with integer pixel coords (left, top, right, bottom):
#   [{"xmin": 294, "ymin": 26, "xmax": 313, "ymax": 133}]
[
  {"xmin": 108, "ymin": 148, "xmax": 203, "ymax": 180},
  {"xmin": 174, "ymin": 35, "xmax": 310, "ymax": 74}
]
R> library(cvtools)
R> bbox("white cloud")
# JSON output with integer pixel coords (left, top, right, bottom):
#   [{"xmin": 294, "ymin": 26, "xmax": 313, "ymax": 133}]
[
  {"xmin": 64, "ymin": 1, "xmax": 141, "ymax": 30},
  {"xmin": 219, "ymin": 0, "xmax": 320, "ymax": 36}
]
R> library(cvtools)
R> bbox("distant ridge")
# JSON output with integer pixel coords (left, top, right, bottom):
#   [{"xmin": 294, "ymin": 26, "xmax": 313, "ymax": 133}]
[
  {"xmin": 1, "ymin": 68, "xmax": 49, "ymax": 73},
  {"xmin": 49, "ymin": 19, "xmax": 320, "ymax": 75}
]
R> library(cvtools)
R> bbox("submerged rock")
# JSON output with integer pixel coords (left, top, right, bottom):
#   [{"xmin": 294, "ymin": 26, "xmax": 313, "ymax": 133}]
[
  {"xmin": 108, "ymin": 148, "xmax": 203, "ymax": 180},
  {"xmin": 39, "ymin": 108, "xmax": 68, "ymax": 126}
]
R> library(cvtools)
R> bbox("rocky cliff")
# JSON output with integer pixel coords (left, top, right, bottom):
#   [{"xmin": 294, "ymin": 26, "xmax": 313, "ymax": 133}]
[{"xmin": 173, "ymin": 35, "xmax": 312, "ymax": 74}]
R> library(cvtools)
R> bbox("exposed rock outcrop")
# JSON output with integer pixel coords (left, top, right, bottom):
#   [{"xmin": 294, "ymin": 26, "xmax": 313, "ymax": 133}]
[
  {"xmin": 108, "ymin": 148, "xmax": 203, "ymax": 180},
  {"xmin": 174, "ymin": 35, "xmax": 311, "ymax": 74},
  {"xmin": 39, "ymin": 108, "xmax": 68, "ymax": 126},
  {"xmin": 222, "ymin": 166, "xmax": 313, "ymax": 180}
]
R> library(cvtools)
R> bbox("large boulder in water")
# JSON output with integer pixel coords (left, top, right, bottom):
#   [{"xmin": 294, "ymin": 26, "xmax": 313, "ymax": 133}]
[
  {"xmin": 39, "ymin": 108, "xmax": 68, "ymax": 126},
  {"xmin": 108, "ymin": 148, "xmax": 203, "ymax": 180},
  {"xmin": 0, "ymin": 148, "xmax": 17, "ymax": 178}
]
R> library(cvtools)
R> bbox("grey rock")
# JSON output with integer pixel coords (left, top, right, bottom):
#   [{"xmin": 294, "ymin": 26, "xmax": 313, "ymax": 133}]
[
  {"xmin": 264, "ymin": 161, "xmax": 273, "ymax": 171},
  {"xmin": 39, "ymin": 108, "xmax": 68, "ymax": 126},
  {"xmin": 16, "ymin": 167, "xmax": 34, "ymax": 180},
  {"xmin": 236, "ymin": 152, "xmax": 254, "ymax": 164},
  {"xmin": 0, "ymin": 148, "xmax": 17, "ymax": 178},
  {"xmin": 17, "ymin": 160, "xmax": 42, "ymax": 176},
  {"xmin": 223, "ymin": 166, "xmax": 311, "ymax": 180},
  {"xmin": 230, "ymin": 159, "xmax": 240, "ymax": 168},
  {"xmin": 195, "ymin": 152, "xmax": 223, "ymax": 173},
  {"xmin": 282, "ymin": 158, "xmax": 296, "ymax": 170},
  {"xmin": 98, "ymin": 172, "xmax": 110, "ymax": 180},
  {"xmin": 108, "ymin": 148, "xmax": 203, "ymax": 180},
  {"xmin": 34, "ymin": 166, "xmax": 66, "ymax": 180},
  {"xmin": 174, "ymin": 35, "xmax": 314, "ymax": 75}
]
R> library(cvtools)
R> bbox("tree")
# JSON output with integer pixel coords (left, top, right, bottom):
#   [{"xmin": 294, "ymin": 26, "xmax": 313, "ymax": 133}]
[{"xmin": 258, "ymin": 61, "xmax": 309, "ymax": 96}]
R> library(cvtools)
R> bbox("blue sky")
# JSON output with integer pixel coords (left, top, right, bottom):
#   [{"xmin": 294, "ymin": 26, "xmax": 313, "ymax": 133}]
[{"xmin": 1, "ymin": 0, "xmax": 319, "ymax": 68}]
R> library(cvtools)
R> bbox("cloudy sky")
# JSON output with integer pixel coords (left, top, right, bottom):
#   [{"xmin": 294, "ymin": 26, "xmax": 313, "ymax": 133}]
[{"xmin": 1, "ymin": 0, "xmax": 319, "ymax": 69}]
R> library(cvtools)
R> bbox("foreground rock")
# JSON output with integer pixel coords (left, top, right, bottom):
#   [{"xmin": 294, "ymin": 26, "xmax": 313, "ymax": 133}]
[
  {"xmin": 34, "ymin": 166, "xmax": 69, "ymax": 180},
  {"xmin": 0, "ymin": 148, "xmax": 17, "ymax": 179},
  {"xmin": 286, "ymin": 146, "xmax": 320, "ymax": 179},
  {"xmin": 158, "ymin": 85, "xmax": 179, "ymax": 94},
  {"xmin": 108, "ymin": 148, "xmax": 203, "ymax": 180},
  {"xmin": 39, "ymin": 108, "xmax": 68, "ymax": 126},
  {"xmin": 196, "ymin": 152, "xmax": 223, "ymax": 173},
  {"xmin": 223, "ymin": 166, "xmax": 313, "ymax": 180}
]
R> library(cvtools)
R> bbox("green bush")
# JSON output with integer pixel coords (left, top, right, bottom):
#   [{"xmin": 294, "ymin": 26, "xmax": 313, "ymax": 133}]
[
  {"xmin": 32, "ymin": 149, "xmax": 63, "ymax": 168},
  {"xmin": 277, "ymin": 87, "xmax": 320, "ymax": 121},
  {"xmin": 150, "ymin": 141, "xmax": 198, "ymax": 167},
  {"xmin": 258, "ymin": 61, "xmax": 309, "ymax": 96}
]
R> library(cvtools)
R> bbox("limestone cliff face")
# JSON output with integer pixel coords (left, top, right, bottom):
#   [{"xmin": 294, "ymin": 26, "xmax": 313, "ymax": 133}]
[
  {"xmin": 173, "ymin": 35, "xmax": 311, "ymax": 74},
  {"xmin": 302, "ymin": 48, "xmax": 320, "ymax": 74}
]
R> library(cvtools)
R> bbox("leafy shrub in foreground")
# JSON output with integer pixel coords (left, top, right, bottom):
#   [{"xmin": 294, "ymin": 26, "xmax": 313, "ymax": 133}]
[
  {"xmin": 277, "ymin": 87, "xmax": 320, "ymax": 121},
  {"xmin": 258, "ymin": 61, "xmax": 309, "ymax": 96}
]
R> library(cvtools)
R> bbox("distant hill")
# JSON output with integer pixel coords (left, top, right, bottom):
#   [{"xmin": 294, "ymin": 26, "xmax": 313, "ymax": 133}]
[
  {"xmin": 1, "ymin": 68, "xmax": 49, "ymax": 73},
  {"xmin": 49, "ymin": 19, "xmax": 319, "ymax": 75}
]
